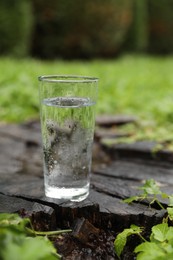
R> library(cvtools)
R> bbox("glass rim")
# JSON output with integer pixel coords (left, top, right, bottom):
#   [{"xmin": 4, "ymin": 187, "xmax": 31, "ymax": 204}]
[{"xmin": 38, "ymin": 75, "xmax": 99, "ymax": 83}]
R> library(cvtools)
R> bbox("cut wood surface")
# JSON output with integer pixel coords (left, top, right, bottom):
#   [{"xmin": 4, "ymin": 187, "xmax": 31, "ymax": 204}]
[{"xmin": 0, "ymin": 118, "xmax": 173, "ymax": 259}]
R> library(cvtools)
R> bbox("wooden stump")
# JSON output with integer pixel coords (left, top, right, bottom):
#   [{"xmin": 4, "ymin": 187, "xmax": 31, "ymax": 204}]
[{"xmin": 0, "ymin": 118, "xmax": 173, "ymax": 259}]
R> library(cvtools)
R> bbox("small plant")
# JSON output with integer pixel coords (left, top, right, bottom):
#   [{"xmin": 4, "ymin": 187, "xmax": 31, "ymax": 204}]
[
  {"xmin": 114, "ymin": 179, "xmax": 173, "ymax": 259},
  {"xmin": 0, "ymin": 213, "xmax": 72, "ymax": 260}
]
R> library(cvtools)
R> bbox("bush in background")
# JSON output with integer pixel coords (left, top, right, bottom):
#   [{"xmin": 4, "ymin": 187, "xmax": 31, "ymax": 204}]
[
  {"xmin": 124, "ymin": 0, "xmax": 173, "ymax": 54},
  {"xmin": 31, "ymin": 0, "xmax": 133, "ymax": 59},
  {"xmin": 123, "ymin": 0, "xmax": 149, "ymax": 52},
  {"xmin": 148, "ymin": 0, "xmax": 173, "ymax": 54},
  {"xmin": 1, "ymin": 0, "xmax": 173, "ymax": 59},
  {"xmin": 0, "ymin": 0, "xmax": 33, "ymax": 57}
]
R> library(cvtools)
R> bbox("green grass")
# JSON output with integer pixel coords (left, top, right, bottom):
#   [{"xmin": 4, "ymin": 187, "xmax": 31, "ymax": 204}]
[{"xmin": 1, "ymin": 55, "xmax": 173, "ymax": 143}]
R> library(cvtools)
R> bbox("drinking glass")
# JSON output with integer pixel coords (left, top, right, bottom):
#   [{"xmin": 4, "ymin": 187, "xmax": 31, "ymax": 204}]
[{"xmin": 39, "ymin": 75, "xmax": 98, "ymax": 202}]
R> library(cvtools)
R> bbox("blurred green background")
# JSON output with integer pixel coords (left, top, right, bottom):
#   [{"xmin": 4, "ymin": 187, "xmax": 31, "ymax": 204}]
[
  {"xmin": 1, "ymin": 0, "xmax": 173, "ymax": 143},
  {"xmin": 1, "ymin": 0, "xmax": 173, "ymax": 58}
]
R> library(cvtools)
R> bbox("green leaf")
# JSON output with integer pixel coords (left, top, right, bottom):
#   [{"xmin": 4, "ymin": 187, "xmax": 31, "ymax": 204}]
[
  {"xmin": 139, "ymin": 179, "xmax": 162, "ymax": 195},
  {"xmin": 114, "ymin": 229, "xmax": 130, "ymax": 258},
  {"xmin": 130, "ymin": 224, "xmax": 142, "ymax": 233},
  {"xmin": 123, "ymin": 196, "xmax": 141, "ymax": 204},
  {"xmin": 167, "ymin": 207, "xmax": 173, "ymax": 221},
  {"xmin": 135, "ymin": 241, "xmax": 161, "ymax": 253},
  {"xmin": 1, "ymin": 236, "xmax": 59, "ymax": 260},
  {"xmin": 0, "ymin": 213, "xmax": 61, "ymax": 260},
  {"xmin": 114, "ymin": 225, "xmax": 142, "ymax": 257},
  {"xmin": 166, "ymin": 226, "xmax": 173, "ymax": 242},
  {"xmin": 0, "ymin": 213, "xmax": 30, "ymax": 234},
  {"xmin": 161, "ymin": 193, "xmax": 169, "ymax": 199},
  {"xmin": 0, "ymin": 213, "xmax": 30, "ymax": 227},
  {"xmin": 151, "ymin": 223, "xmax": 169, "ymax": 242},
  {"xmin": 0, "ymin": 229, "xmax": 26, "ymax": 251},
  {"xmin": 120, "ymin": 180, "xmax": 173, "ymax": 259},
  {"xmin": 135, "ymin": 242, "xmax": 165, "ymax": 260},
  {"xmin": 168, "ymin": 195, "xmax": 173, "ymax": 206}
]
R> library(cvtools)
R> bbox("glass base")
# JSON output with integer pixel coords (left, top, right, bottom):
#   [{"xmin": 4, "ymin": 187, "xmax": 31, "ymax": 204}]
[{"xmin": 45, "ymin": 184, "xmax": 89, "ymax": 202}]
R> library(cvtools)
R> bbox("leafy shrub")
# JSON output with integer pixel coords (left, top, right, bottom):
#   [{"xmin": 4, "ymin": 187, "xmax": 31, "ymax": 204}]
[
  {"xmin": 148, "ymin": 0, "xmax": 173, "ymax": 53},
  {"xmin": 123, "ymin": 0, "xmax": 149, "ymax": 52},
  {"xmin": 124, "ymin": 0, "xmax": 173, "ymax": 54},
  {"xmin": 114, "ymin": 179, "xmax": 173, "ymax": 259},
  {"xmin": 0, "ymin": 0, "xmax": 33, "ymax": 57},
  {"xmin": 31, "ymin": 0, "xmax": 133, "ymax": 59}
]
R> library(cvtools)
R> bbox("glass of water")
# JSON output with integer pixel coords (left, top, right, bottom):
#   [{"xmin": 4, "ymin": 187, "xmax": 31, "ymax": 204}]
[{"xmin": 39, "ymin": 75, "xmax": 98, "ymax": 202}]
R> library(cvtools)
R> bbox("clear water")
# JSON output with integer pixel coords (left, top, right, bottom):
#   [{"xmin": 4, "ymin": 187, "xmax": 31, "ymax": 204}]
[{"xmin": 41, "ymin": 97, "xmax": 96, "ymax": 201}]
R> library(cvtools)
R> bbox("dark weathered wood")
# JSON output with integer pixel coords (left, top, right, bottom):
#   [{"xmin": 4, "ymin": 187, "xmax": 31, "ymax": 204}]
[
  {"xmin": 96, "ymin": 115, "xmax": 137, "ymax": 127},
  {"xmin": 0, "ymin": 170, "xmax": 167, "ymax": 231},
  {"xmin": 102, "ymin": 141, "xmax": 173, "ymax": 162},
  {"xmin": 0, "ymin": 124, "xmax": 42, "ymax": 177},
  {"xmin": 95, "ymin": 128, "xmax": 130, "ymax": 140},
  {"xmin": 0, "ymin": 123, "xmax": 172, "ymax": 213},
  {"xmin": 0, "ymin": 194, "xmax": 57, "ymax": 231},
  {"xmin": 1, "ymin": 120, "xmax": 173, "ymax": 258},
  {"xmin": 0, "ymin": 193, "xmax": 35, "ymax": 213},
  {"xmin": 72, "ymin": 218, "xmax": 100, "ymax": 245},
  {"xmin": 94, "ymin": 160, "xmax": 173, "ymax": 187}
]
